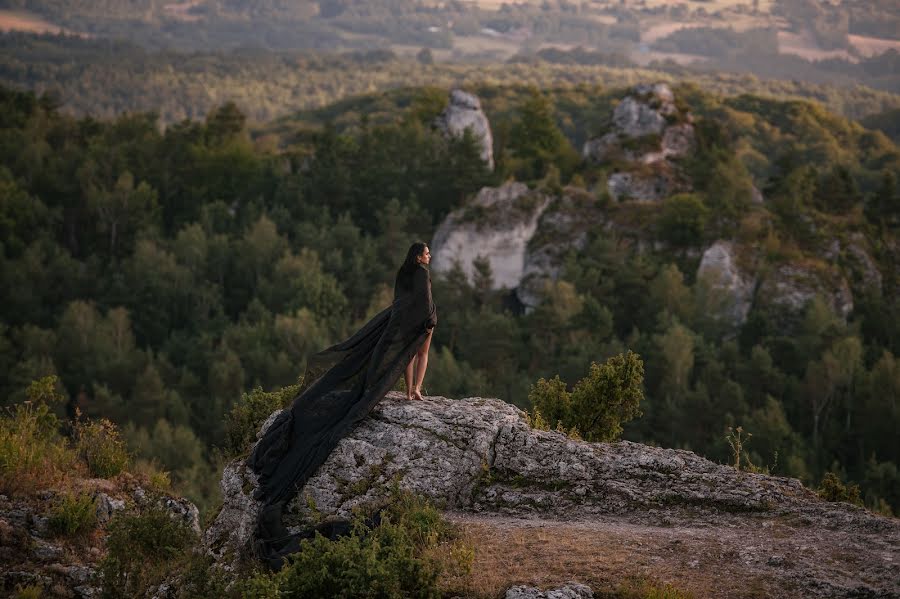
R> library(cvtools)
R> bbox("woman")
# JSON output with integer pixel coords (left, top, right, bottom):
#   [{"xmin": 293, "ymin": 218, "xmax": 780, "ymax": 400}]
[{"xmin": 248, "ymin": 242, "xmax": 437, "ymax": 569}]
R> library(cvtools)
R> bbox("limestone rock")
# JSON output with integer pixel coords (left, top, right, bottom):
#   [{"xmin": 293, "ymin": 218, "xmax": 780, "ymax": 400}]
[
  {"xmin": 94, "ymin": 492, "xmax": 125, "ymax": 524},
  {"xmin": 756, "ymin": 262, "xmax": 854, "ymax": 322},
  {"xmin": 517, "ymin": 188, "xmax": 605, "ymax": 309},
  {"xmin": 506, "ymin": 582, "xmax": 594, "ymax": 598},
  {"xmin": 431, "ymin": 182, "xmax": 551, "ymax": 290},
  {"xmin": 435, "ymin": 89, "xmax": 494, "ymax": 170},
  {"xmin": 584, "ymin": 82, "xmax": 694, "ymax": 204},
  {"xmin": 607, "ymin": 169, "xmax": 678, "ymax": 202},
  {"xmin": 205, "ymin": 394, "xmax": 900, "ymax": 596},
  {"xmin": 696, "ymin": 240, "xmax": 756, "ymax": 328}
]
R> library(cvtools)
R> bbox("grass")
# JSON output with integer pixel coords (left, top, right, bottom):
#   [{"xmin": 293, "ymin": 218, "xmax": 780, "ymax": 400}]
[{"xmin": 0, "ymin": 377, "xmax": 75, "ymax": 495}]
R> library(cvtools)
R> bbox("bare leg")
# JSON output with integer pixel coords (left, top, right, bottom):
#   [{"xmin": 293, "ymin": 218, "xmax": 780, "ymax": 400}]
[
  {"xmin": 413, "ymin": 329, "xmax": 433, "ymax": 401},
  {"xmin": 405, "ymin": 357, "xmax": 416, "ymax": 400}
]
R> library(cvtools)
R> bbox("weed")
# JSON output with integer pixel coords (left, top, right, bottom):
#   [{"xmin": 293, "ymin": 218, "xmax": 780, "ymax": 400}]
[
  {"xmin": 48, "ymin": 490, "xmax": 98, "ymax": 537},
  {"xmin": 74, "ymin": 413, "xmax": 130, "ymax": 478}
]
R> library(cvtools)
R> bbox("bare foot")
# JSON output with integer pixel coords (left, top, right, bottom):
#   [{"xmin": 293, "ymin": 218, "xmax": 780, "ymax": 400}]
[
  {"xmin": 413, "ymin": 390, "xmax": 425, "ymax": 401},
  {"xmin": 406, "ymin": 392, "xmax": 414, "ymax": 401}
]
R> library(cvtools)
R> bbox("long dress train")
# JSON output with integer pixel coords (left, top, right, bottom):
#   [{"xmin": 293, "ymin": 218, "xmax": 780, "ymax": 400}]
[{"xmin": 247, "ymin": 263, "xmax": 437, "ymax": 569}]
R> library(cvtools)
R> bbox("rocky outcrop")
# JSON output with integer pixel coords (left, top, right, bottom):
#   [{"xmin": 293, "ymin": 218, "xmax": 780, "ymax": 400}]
[
  {"xmin": 430, "ymin": 182, "xmax": 551, "ymax": 290},
  {"xmin": 517, "ymin": 187, "xmax": 605, "ymax": 309},
  {"xmin": 583, "ymin": 82, "xmax": 694, "ymax": 202},
  {"xmin": 206, "ymin": 394, "xmax": 900, "ymax": 597},
  {"xmin": 0, "ymin": 480, "xmax": 199, "ymax": 598},
  {"xmin": 506, "ymin": 583, "xmax": 594, "ymax": 599},
  {"xmin": 823, "ymin": 234, "xmax": 883, "ymax": 295},
  {"xmin": 435, "ymin": 89, "xmax": 494, "ymax": 170},
  {"xmin": 696, "ymin": 240, "xmax": 757, "ymax": 328},
  {"xmin": 756, "ymin": 261, "xmax": 854, "ymax": 322}
]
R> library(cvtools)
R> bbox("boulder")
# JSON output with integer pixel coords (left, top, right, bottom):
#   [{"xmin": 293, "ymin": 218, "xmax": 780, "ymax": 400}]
[
  {"xmin": 696, "ymin": 240, "xmax": 756, "ymax": 328},
  {"xmin": 431, "ymin": 182, "xmax": 551, "ymax": 290},
  {"xmin": 203, "ymin": 394, "xmax": 900, "ymax": 597},
  {"xmin": 435, "ymin": 89, "xmax": 494, "ymax": 170}
]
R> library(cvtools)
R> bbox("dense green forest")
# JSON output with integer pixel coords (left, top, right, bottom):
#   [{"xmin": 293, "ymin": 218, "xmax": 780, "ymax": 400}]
[
  {"xmin": 2, "ymin": 32, "xmax": 900, "ymax": 129},
  {"xmin": 1, "ymin": 79, "xmax": 898, "ymax": 520}
]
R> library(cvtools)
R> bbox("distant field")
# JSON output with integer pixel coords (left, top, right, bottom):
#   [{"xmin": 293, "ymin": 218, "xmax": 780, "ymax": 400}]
[
  {"xmin": 778, "ymin": 29, "xmax": 857, "ymax": 62},
  {"xmin": 849, "ymin": 33, "xmax": 900, "ymax": 58},
  {"xmin": 0, "ymin": 9, "xmax": 78, "ymax": 35}
]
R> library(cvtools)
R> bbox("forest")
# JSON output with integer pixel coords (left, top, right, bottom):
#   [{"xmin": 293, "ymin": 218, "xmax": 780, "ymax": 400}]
[
  {"xmin": 0, "ymin": 79, "xmax": 898, "ymax": 521},
  {"xmin": 2, "ymin": 32, "xmax": 900, "ymax": 131}
]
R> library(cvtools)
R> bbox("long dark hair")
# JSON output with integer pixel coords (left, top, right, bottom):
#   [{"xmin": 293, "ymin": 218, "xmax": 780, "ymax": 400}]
[{"xmin": 395, "ymin": 242, "xmax": 428, "ymax": 292}]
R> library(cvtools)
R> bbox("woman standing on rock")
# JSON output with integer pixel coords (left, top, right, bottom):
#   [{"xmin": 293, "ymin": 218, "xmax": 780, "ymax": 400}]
[{"xmin": 248, "ymin": 242, "xmax": 437, "ymax": 568}]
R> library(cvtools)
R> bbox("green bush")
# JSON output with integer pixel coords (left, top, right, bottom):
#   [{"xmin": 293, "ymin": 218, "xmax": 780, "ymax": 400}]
[
  {"xmin": 224, "ymin": 382, "xmax": 300, "ymax": 458},
  {"xmin": 529, "ymin": 352, "xmax": 645, "ymax": 443},
  {"xmin": 98, "ymin": 501, "xmax": 198, "ymax": 597},
  {"xmin": 528, "ymin": 375, "xmax": 571, "ymax": 432},
  {"xmin": 75, "ymin": 418, "xmax": 130, "ymax": 478},
  {"xmin": 658, "ymin": 193, "xmax": 709, "ymax": 248},
  {"xmin": 238, "ymin": 490, "xmax": 471, "ymax": 599},
  {"xmin": 48, "ymin": 490, "xmax": 97, "ymax": 537},
  {"xmin": 817, "ymin": 472, "xmax": 863, "ymax": 506},
  {"xmin": 569, "ymin": 351, "xmax": 644, "ymax": 442}
]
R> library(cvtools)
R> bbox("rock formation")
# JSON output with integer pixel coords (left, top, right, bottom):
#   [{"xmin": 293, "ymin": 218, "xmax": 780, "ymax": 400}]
[
  {"xmin": 756, "ymin": 262, "xmax": 854, "ymax": 323},
  {"xmin": 696, "ymin": 240, "xmax": 757, "ymax": 329},
  {"xmin": 435, "ymin": 89, "xmax": 495, "ymax": 171},
  {"xmin": 516, "ymin": 187, "xmax": 605, "ymax": 309},
  {"xmin": 430, "ymin": 182, "xmax": 551, "ymax": 291},
  {"xmin": 583, "ymin": 82, "xmax": 695, "ymax": 202},
  {"xmin": 0, "ymin": 479, "xmax": 199, "ymax": 598},
  {"xmin": 205, "ymin": 394, "xmax": 900, "ymax": 597}
]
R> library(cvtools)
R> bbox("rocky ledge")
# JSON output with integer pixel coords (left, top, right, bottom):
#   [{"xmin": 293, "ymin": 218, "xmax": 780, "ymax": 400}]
[{"xmin": 204, "ymin": 394, "xmax": 899, "ymax": 597}]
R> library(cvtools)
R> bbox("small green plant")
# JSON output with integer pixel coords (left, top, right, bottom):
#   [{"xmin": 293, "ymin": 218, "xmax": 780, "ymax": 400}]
[
  {"xmin": 48, "ymin": 490, "xmax": 97, "ymax": 537},
  {"xmin": 13, "ymin": 584, "xmax": 44, "ymax": 599},
  {"xmin": 224, "ymin": 382, "xmax": 300, "ymax": 458},
  {"xmin": 98, "ymin": 500, "xmax": 198, "ymax": 596},
  {"xmin": 74, "ymin": 414, "xmax": 130, "ymax": 478},
  {"xmin": 817, "ymin": 472, "xmax": 863, "ymax": 506},
  {"xmin": 724, "ymin": 426, "xmax": 775, "ymax": 474}
]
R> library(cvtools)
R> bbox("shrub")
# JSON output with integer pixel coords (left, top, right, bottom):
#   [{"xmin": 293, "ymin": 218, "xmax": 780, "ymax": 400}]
[
  {"xmin": 569, "ymin": 351, "xmax": 645, "ymax": 442},
  {"xmin": 658, "ymin": 193, "xmax": 709, "ymax": 248},
  {"xmin": 98, "ymin": 501, "xmax": 197, "ymax": 596},
  {"xmin": 238, "ymin": 490, "xmax": 471, "ymax": 599},
  {"xmin": 817, "ymin": 472, "xmax": 863, "ymax": 506},
  {"xmin": 0, "ymin": 376, "xmax": 74, "ymax": 494},
  {"xmin": 527, "ymin": 352, "xmax": 645, "ymax": 443},
  {"xmin": 13, "ymin": 585, "xmax": 43, "ymax": 599},
  {"xmin": 74, "ymin": 417, "xmax": 130, "ymax": 478},
  {"xmin": 528, "ymin": 375, "xmax": 570, "ymax": 430},
  {"xmin": 224, "ymin": 382, "xmax": 300, "ymax": 458},
  {"xmin": 48, "ymin": 490, "xmax": 97, "ymax": 537}
]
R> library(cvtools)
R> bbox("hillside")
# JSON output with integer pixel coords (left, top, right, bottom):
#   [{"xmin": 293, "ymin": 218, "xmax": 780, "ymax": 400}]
[{"xmin": 0, "ymin": 73, "xmax": 898, "ymax": 555}]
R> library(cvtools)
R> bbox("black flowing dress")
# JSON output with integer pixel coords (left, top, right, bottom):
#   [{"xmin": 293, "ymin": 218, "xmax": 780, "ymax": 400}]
[{"xmin": 247, "ymin": 263, "xmax": 436, "ymax": 568}]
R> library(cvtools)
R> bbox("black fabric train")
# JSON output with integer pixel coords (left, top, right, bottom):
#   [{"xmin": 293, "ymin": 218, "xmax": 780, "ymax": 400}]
[{"xmin": 247, "ymin": 263, "xmax": 436, "ymax": 569}]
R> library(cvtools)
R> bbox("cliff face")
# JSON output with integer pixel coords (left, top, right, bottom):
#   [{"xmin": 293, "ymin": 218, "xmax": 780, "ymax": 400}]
[{"xmin": 205, "ymin": 394, "xmax": 900, "ymax": 597}]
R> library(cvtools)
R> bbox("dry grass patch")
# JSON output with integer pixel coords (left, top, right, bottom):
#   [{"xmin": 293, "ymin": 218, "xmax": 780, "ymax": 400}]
[{"xmin": 442, "ymin": 514, "xmax": 773, "ymax": 598}]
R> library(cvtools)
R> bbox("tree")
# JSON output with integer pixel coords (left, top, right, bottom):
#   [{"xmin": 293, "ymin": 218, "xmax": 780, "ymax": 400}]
[
  {"xmin": 569, "ymin": 351, "xmax": 645, "ymax": 442},
  {"xmin": 507, "ymin": 88, "xmax": 578, "ymax": 180},
  {"xmin": 658, "ymin": 193, "xmax": 708, "ymax": 248},
  {"xmin": 87, "ymin": 171, "xmax": 158, "ymax": 257}
]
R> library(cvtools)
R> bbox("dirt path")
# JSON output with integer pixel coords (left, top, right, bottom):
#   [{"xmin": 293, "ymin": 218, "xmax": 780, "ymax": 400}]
[{"xmin": 444, "ymin": 510, "xmax": 899, "ymax": 598}]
